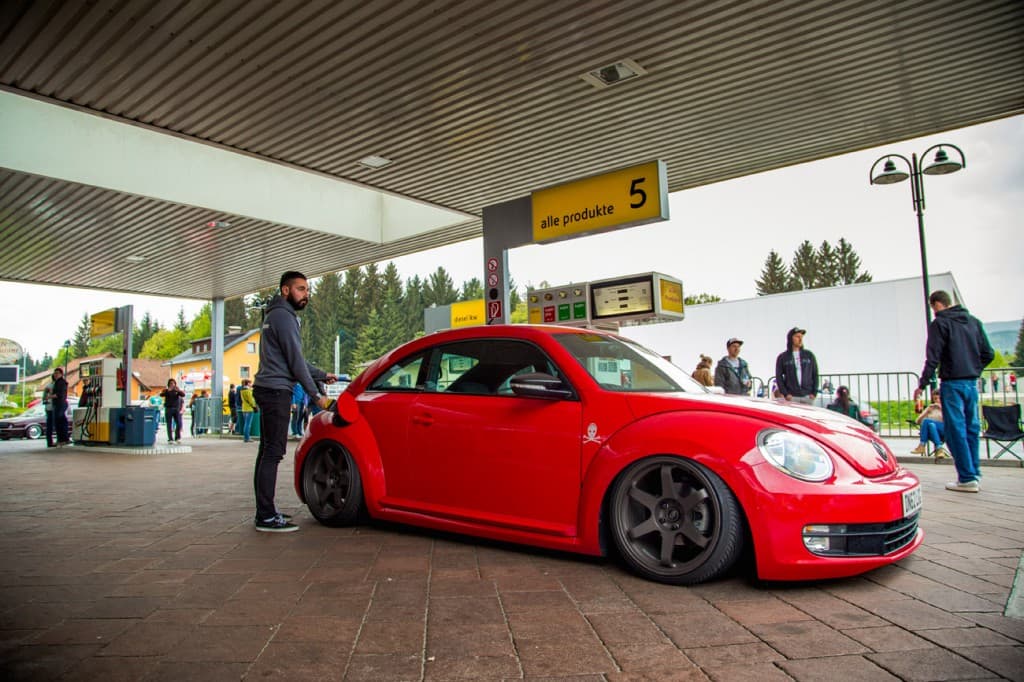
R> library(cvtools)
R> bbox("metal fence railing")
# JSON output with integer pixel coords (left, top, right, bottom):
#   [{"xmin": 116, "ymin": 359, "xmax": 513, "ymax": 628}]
[{"xmin": 749, "ymin": 368, "xmax": 1021, "ymax": 440}]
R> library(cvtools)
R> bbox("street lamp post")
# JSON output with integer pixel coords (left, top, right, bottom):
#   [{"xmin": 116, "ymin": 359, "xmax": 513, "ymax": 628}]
[
  {"xmin": 869, "ymin": 144, "xmax": 966, "ymax": 332},
  {"xmin": 62, "ymin": 339, "xmax": 71, "ymax": 376}
]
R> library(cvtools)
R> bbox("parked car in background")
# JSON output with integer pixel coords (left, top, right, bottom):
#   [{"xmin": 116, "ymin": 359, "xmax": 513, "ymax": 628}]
[
  {"xmin": 295, "ymin": 325, "xmax": 921, "ymax": 585},
  {"xmin": 0, "ymin": 399, "xmax": 78, "ymax": 440}
]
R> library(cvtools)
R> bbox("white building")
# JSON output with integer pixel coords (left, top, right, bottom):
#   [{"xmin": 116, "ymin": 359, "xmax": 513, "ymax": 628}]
[{"xmin": 621, "ymin": 273, "xmax": 964, "ymax": 385}]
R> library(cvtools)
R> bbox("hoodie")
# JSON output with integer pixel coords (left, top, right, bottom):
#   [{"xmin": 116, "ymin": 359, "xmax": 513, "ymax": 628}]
[
  {"xmin": 918, "ymin": 305, "xmax": 994, "ymax": 390},
  {"xmin": 254, "ymin": 295, "xmax": 327, "ymax": 399},
  {"xmin": 774, "ymin": 329, "xmax": 819, "ymax": 397}
]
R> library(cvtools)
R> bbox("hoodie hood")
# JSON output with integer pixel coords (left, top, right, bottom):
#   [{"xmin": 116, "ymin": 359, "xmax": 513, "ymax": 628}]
[
  {"xmin": 265, "ymin": 294, "xmax": 297, "ymax": 318},
  {"xmin": 936, "ymin": 304, "xmax": 971, "ymax": 325}
]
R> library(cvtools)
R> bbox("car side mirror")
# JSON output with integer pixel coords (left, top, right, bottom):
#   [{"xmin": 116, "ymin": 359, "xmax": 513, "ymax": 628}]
[{"xmin": 509, "ymin": 372, "xmax": 573, "ymax": 400}]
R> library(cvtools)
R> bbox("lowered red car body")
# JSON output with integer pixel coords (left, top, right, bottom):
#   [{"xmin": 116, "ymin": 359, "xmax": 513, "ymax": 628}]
[{"xmin": 295, "ymin": 325, "xmax": 922, "ymax": 584}]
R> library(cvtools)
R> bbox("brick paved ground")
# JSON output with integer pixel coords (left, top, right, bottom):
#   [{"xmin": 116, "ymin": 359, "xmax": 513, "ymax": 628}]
[{"xmin": 0, "ymin": 436, "xmax": 1021, "ymax": 681}]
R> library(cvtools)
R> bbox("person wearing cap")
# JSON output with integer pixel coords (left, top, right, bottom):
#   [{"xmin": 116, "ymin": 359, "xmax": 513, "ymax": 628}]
[
  {"xmin": 774, "ymin": 327, "xmax": 819, "ymax": 404},
  {"xmin": 714, "ymin": 337, "xmax": 752, "ymax": 395}
]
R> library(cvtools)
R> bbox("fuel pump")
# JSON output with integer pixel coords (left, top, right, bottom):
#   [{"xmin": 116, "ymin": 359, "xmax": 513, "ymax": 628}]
[{"xmin": 72, "ymin": 358, "xmax": 122, "ymax": 443}]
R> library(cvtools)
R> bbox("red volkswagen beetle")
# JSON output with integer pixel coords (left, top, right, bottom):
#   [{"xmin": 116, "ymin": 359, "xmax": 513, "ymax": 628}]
[{"xmin": 295, "ymin": 325, "xmax": 922, "ymax": 584}]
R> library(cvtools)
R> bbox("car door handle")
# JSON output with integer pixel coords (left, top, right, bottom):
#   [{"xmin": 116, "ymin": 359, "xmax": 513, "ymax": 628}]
[{"xmin": 411, "ymin": 413, "xmax": 433, "ymax": 426}]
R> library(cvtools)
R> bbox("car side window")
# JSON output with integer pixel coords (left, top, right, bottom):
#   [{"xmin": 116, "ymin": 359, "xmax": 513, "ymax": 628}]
[
  {"xmin": 367, "ymin": 351, "xmax": 428, "ymax": 391},
  {"xmin": 428, "ymin": 339, "xmax": 562, "ymax": 397}
]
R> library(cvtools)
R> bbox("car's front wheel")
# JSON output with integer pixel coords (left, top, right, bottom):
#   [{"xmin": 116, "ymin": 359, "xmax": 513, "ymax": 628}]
[
  {"xmin": 609, "ymin": 456, "xmax": 744, "ymax": 585},
  {"xmin": 25, "ymin": 424, "xmax": 42, "ymax": 440},
  {"xmin": 301, "ymin": 442, "xmax": 365, "ymax": 527}
]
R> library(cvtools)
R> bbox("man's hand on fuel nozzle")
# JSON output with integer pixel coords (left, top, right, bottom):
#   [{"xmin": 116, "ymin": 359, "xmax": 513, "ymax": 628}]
[
  {"xmin": 316, "ymin": 395, "xmax": 333, "ymax": 410},
  {"xmin": 325, "ymin": 373, "xmax": 338, "ymax": 384}
]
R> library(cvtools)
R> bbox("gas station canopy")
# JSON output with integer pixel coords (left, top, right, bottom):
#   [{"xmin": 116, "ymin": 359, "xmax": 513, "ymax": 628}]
[{"xmin": 0, "ymin": 0, "xmax": 1021, "ymax": 301}]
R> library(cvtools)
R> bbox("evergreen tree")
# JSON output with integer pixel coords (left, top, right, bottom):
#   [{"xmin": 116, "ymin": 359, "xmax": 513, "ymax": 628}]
[
  {"xmin": 72, "ymin": 313, "xmax": 91, "ymax": 357},
  {"xmin": 352, "ymin": 309, "xmax": 391, "ymax": 368},
  {"xmin": 174, "ymin": 307, "xmax": 189, "ymax": 332},
  {"xmin": 815, "ymin": 241, "xmax": 839, "ymax": 288},
  {"xmin": 508, "ymin": 276, "xmax": 523, "ymax": 310},
  {"xmin": 790, "ymin": 240, "xmax": 818, "ymax": 290},
  {"xmin": 755, "ymin": 250, "xmax": 795, "ymax": 295},
  {"xmin": 223, "ymin": 297, "xmax": 248, "ymax": 330},
  {"xmin": 133, "ymin": 312, "xmax": 161, "ymax": 354},
  {"xmin": 1013, "ymin": 318, "xmax": 1024, "ymax": 367},
  {"xmin": 403, "ymin": 275, "xmax": 426, "ymax": 339},
  {"xmin": 302, "ymin": 272, "xmax": 344, "ymax": 371},
  {"xmin": 424, "ymin": 267, "xmax": 458, "ymax": 307},
  {"xmin": 380, "ymin": 264, "xmax": 408, "ymax": 347},
  {"xmin": 836, "ymin": 237, "xmax": 872, "ymax": 284},
  {"xmin": 336, "ymin": 268, "xmax": 365, "ymax": 375},
  {"xmin": 460, "ymin": 277, "xmax": 484, "ymax": 301}
]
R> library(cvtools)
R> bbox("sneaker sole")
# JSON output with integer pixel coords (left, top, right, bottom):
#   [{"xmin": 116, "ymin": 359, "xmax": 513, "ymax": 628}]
[{"xmin": 255, "ymin": 525, "xmax": 299, "ymax": 532}]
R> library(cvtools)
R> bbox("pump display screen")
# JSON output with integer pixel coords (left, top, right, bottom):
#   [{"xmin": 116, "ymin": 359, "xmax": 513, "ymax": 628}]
[{"xmin": 590, "ymin": 276, "xmax": 654, "ymax": 320}]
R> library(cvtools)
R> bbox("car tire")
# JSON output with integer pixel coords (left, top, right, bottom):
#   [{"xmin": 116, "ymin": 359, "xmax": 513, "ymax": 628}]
[
  {"xmin": 26, "ymin": 424, "xmax": 42, "ymax": 440},
  {"xmin": 609, "ymin": 456, "xmax": 744, "ymax": 585},
  {"xmin": 301, "ymin": 441, "xmax": 365, "ymax": 527}
]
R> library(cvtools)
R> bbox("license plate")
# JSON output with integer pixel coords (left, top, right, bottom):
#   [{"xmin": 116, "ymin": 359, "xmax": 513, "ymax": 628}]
[{"xmin": 902, "ymin": 486, "xmax": 922, "ymax": 517}]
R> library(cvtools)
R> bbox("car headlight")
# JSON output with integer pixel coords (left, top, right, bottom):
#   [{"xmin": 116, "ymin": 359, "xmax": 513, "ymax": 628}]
[{"xmin": 757, "ymin": 429, "xmax": 834, "ymax": 482}]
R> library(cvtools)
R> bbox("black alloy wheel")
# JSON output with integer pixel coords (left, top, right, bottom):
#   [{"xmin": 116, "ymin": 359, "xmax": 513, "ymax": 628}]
[
  {"xmin": 301, "ymin": 442, "xmax": 365, "ymax": 527},
  {"xmin": 609, "ymin": 456, "xmax": 744, "ymax": 585}
]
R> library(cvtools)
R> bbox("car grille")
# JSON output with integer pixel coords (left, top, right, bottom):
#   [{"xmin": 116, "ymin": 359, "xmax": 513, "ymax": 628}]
[{"xmin": 805, "ymin": 514, "xmax": 919, "ymax": 557}]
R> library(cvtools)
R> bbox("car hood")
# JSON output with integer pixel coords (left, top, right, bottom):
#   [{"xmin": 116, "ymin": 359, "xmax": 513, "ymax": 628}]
[{"xmin": 623, "ymin": 392, "xmax": 896, "ymax": 477}]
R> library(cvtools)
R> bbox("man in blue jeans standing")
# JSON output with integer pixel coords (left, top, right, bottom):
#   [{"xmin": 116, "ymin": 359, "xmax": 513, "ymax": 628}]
[
  {"xmin": 252, "ymin": 271, "xmax": 337, "ymax": 532},
  {"xmin": 914, "ymin": 290, "xmax": 994, "ymax": 493}
]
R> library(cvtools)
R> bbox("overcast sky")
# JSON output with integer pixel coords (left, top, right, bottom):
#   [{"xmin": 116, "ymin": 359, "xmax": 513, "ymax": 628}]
[{"xmin": 2, "ymin": 115, "xmax": 1021, "ymax": 362}]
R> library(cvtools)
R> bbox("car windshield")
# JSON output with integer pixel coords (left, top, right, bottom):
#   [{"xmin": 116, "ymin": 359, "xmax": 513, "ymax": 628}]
[{"xmin": 553, "ymin": 332, "xmax": 708, "ymax": 393}]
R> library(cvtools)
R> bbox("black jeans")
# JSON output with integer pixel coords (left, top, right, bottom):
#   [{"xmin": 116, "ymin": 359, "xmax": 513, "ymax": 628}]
[
  {"xmin": 165, "ymin": 409, "xmax": 182, "ymax": 441},
  {"xmin": 253, "ymin": 386, "xmax": 292, "ymax": 522}
]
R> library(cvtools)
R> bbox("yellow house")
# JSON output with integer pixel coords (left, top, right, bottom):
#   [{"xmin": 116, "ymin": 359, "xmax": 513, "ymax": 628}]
[{"xmin": 165, "ymin": 326, "xmax": 261, "ymax": 394}]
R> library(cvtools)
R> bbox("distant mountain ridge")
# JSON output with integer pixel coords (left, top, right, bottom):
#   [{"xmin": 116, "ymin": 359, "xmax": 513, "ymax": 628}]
[{"xmin": 984, "ymin": 319, "xmax": 1021, "ymax": 356}]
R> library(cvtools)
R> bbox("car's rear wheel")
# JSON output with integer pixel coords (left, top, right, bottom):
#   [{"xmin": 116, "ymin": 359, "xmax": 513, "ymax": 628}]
[
  {"xmin": 609, "ymin": 456, "xmax": 744, "ymax": 585},
  {"xmin": 25, "ymin": 424, "xmax": 42, "ymax": 440},
  {"xmin": 301, "ymin": 442, "xmax": 364, "ymax": 527}
]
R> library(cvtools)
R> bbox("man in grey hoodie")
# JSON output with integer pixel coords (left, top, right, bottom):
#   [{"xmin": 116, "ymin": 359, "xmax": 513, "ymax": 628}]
[{"xmin": 252, "ymin": 271, "xmax": 337, "ymax": 532}]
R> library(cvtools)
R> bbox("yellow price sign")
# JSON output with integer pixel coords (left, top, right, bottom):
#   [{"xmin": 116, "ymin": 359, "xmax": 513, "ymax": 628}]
[
  {"xmin": 659, "ymin": 278, "xmax": 684, "ymax": 315},
  {"xmin": 90, "ymin": 308, "xmax": 117, "ymax": 339},
  {"xmin": 532, "ymin": 160, "xmax": 668, "ymax": 243}
]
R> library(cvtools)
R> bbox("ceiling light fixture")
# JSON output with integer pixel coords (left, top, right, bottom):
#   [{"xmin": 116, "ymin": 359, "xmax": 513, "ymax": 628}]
[
  {"xmin": 581, "ymin": 58, "xmax": 647, "ymax": 88},
  {"xmin": 124, "ymin": 255, "xmax": 146, "ymax": 263},
  {"xmin": 357, "ymin": 155, "xmax": 394, "ymax": 170}
]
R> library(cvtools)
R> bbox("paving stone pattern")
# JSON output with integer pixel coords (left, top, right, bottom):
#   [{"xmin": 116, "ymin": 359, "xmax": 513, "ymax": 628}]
[{"xmin": 0, "ymin": 437, "xmax": 1021, "ymax": 681}]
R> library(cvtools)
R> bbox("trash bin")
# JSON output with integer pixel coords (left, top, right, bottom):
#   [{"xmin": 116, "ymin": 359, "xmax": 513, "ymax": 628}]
[
  {"xmin": 121, "ymin": 406, "xmax": 157, "ymax": 446},
  {"xmin": 108, "ymin": 407, "xmax": 126, "ymax": 445}
]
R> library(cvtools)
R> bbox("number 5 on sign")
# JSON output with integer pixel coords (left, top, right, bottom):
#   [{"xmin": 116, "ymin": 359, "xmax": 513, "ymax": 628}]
[{"xmin": 531, "ymin": 160, "xmax": 668, "ymax": 244}]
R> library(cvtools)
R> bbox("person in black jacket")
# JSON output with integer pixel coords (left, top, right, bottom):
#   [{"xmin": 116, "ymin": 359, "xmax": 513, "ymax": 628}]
[
  {"xmin": 914, "ymin": 291, "xmax": 994, "ymax": 493},
  {"xmin": 50, "ymin": 368, "xmax": 70, "ymax": 446},
  {"xmin": 160, "ymin": 379, "xmax": 186, "ymax": 443},
  {"xmin": 774, "ymin": 327, "xmax": 819, "ymax": 404},
  {"xmin": 252, "ymin": 271, "xmax": 337, "ymax": 532}
]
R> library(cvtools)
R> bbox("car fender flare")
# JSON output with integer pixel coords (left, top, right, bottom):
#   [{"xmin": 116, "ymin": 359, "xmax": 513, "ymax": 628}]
[
  {"xmin": 576, "ymin": 410, "xmax": 768, "ymax": 554},
  {"xmin": 295, "ymin": 413, "xmax": 387, "ymax": 514}
]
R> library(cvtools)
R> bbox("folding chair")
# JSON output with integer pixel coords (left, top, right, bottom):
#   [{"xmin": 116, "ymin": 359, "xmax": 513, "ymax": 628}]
[{"xmin": 981, "ymin": 404, "xmax": 1024, "ymax": 461}]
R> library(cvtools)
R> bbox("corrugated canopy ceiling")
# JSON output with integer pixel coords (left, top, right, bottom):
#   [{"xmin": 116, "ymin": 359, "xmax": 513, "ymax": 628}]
[{"xmin": 0, "ymin": 0, "xmax": 1021, "ymax": 300}]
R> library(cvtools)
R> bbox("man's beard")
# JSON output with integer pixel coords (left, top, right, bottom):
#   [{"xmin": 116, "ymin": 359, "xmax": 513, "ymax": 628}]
[{"xmin": 287, "ymin": 292, "xmax": 309, "ymax": 310}]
